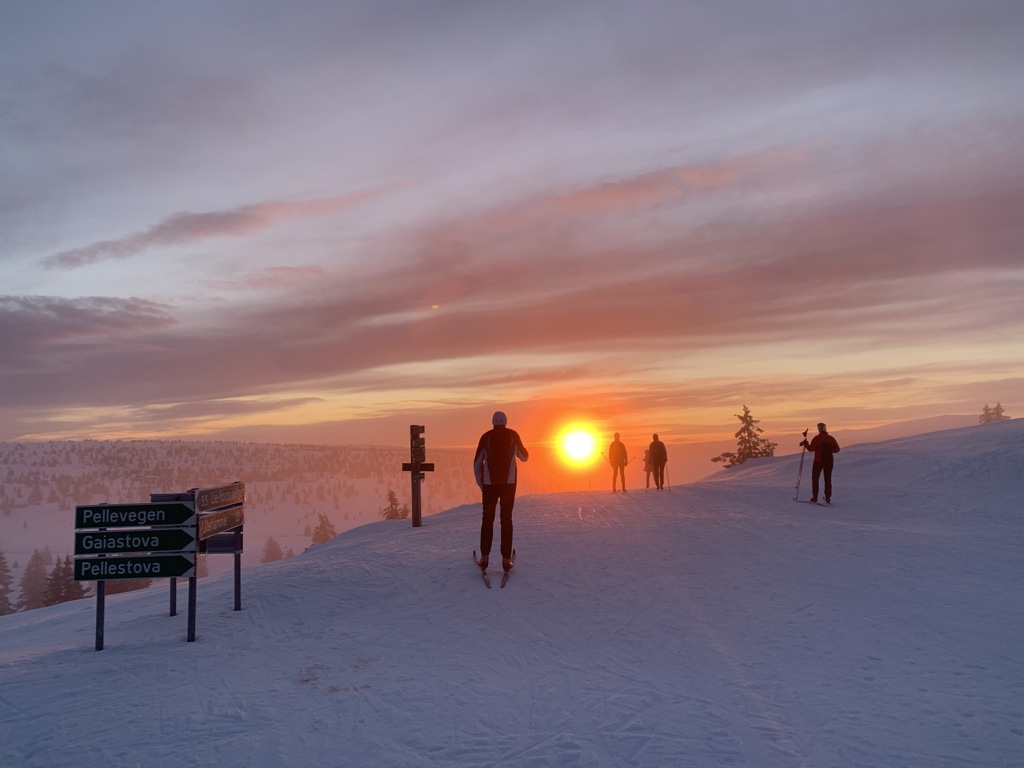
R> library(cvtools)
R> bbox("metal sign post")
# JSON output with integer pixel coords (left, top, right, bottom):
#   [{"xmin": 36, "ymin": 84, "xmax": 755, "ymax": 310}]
[{"xmin": 73, "ymin": 481, "xmax": 245, "ymax": 649}]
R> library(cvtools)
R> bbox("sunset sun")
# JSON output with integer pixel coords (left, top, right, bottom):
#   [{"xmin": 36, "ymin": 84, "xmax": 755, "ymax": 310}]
[{"xmin": 558, "ymin": 426, "xmax": 599, "ymax": 468}]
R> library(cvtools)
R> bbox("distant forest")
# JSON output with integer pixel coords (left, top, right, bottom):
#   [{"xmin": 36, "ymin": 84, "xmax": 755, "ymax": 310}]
[{"xmin": 0, "ymin": 439, "xmax": 510, "ymax": 615}]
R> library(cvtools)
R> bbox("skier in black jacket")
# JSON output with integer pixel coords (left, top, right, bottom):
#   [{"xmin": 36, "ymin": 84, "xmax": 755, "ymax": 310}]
[
  {"xmin": 648, "ymin": 434, "xmax": 668, "ymax": 490},
  {"xmin": 473, "ymin": 411, "xmax": 529, "ymax": 571},
  {"xmin": 609, "ymin": 433, "xmax": 628, "ymax": 492}
]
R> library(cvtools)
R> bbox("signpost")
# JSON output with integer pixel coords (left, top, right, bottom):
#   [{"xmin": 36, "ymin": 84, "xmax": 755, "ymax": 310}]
[
  {"xmin": 195, "ymin": 483, "xmax": 245, "ymax": 513},
  {"xmin": 74, "ymin": 554, "xmax": 196, "ymax": 581},
  {"xmin": 401, "ymin": 424, "xmax": 435, "ymax": 527},
  {"xmin": 198, "ymin": 505, "xmax": 244, "ymax": 539},
  {"xmin": 74, "ymin": 528, "xmax": 196, "ymax": 556},
  {"xmin": 73, "ymin": 481, "xmax": 245, "ymax": 650},
  {"xmin": 75, "ymin": 502, "xmax": 195, "ymax": 529}
]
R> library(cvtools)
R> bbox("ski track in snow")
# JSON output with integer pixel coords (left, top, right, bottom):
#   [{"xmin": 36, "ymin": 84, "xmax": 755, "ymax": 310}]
[{"xmin": 0, "ymin": 421, "xmax": 1022, "ymax": 767}]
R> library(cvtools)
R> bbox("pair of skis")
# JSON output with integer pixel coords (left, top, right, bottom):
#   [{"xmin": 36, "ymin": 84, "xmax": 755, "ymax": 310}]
[{"xmin": 473, "ymin": 550, "xmax": 515, "ymax": 588}]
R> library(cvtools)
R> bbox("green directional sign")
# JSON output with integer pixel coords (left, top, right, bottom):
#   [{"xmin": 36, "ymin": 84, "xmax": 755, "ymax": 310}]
[
  {"xmin": 198, "ymin": 505, "xmax": 244, "ymax": 540},
  {"xmin": 74, "ymin": 553, "xmax": 196, "ymax": 581},
  {"xmin": 74, "ymin": 528, "xmax": 197, "ymax": 556},
  {"xmin": 75, "ymin": 503, "xmax": 196, "ymax": 529}
]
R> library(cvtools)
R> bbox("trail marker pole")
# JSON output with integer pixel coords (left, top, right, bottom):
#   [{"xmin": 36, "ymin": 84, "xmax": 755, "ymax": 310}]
[{"xmin": 402, "ymin": 425, "xmax": 435, "ymax": 527}]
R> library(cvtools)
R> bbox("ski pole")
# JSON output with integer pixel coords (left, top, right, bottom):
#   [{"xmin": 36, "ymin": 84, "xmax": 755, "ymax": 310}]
[{"xmin": 793, "ymin": 428, "xmax": 809, "ymax": 500}]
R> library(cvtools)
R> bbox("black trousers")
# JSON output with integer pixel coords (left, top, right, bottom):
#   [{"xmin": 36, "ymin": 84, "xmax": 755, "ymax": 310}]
[
  {"xmin": 481, "ymin": 483, "xmax": 517, "ymax": 559},
  {"xmin": 611, "ymin": 464, "xmax": 626, "ymax": 490},
  {"xmin": 812, "ymin": 460, "xmax": 834, "ymax": 500},
  {"xmin": 652, "ymin": 462, "xmax": 666, "ymax": 489}
]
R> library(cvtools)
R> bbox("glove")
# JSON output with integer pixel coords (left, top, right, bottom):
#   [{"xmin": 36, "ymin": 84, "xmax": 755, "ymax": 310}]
[{"xmin": 799, "ymin": 440, "xmax": 808, "ymax": 447}]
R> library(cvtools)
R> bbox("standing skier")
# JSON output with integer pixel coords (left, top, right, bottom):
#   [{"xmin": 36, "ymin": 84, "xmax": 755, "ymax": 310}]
[
  {"xmin": 648, "ymin": 434, "xmax": 668, "ymax": 490},
  {"xmin": 608, "ymin": 432, "xmax": 628, "ymax": 492},
  {"xmin": 473, "ymin": 411, "xmax": 529, "ymax": 572},
  {"xmin": 800, "ymin": 422, "xmax": 840, "ymax": 504},
  {"xmin": 642, "ymin": 449, "xmax": 652, "ymax": 490}
]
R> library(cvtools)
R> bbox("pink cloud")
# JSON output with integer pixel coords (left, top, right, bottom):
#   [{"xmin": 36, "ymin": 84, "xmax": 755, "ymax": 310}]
[
  {"xmin": 538, "ymin": 147, "xmax": 812, "ymax": 217},
  {"xmin": 43, "ymin": 190, "xmax": 382, "ymax": 270}
]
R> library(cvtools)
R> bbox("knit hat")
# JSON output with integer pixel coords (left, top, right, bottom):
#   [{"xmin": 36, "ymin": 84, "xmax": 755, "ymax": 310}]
[{"xmin": 492, "ymin": 411, "xmax": 507, "ymax": 426}]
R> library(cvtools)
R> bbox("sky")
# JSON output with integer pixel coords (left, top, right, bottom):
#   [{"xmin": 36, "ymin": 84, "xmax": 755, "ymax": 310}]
[
  {"xmin": 2, "ymin": 0, "xmax": 1022, "ymax": 473},
  {"xmin": 1, "ymin": 420, "xmax": 1021, "ymax": 767}
]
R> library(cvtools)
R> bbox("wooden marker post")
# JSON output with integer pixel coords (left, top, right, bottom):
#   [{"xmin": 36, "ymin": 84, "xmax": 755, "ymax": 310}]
[{"xmin": 401, "ymin": 424, "xmax": 434, "ymax": 526}]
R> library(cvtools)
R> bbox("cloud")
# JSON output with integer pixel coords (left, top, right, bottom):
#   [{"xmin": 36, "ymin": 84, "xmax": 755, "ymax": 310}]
[
  {"xmin": 0, "ymin": 295, "xmax": 174, "ymax": 371},
  {"xmin": 42, "ymin": 191, "xmax": 382, "ymax": 270},
  {"xmin": 220, "ymin": 266, "xmax": 331, "ymax": 292}
]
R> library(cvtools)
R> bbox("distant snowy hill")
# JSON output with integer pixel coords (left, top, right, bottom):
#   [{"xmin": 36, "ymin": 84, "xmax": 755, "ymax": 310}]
[
  {"xmin": 0, "ymin": 440, "xmax": 496, "ymax": 584},
  {"xmin": 0, "ymin": 420, "xmax": 1021, "ymax": 767}
]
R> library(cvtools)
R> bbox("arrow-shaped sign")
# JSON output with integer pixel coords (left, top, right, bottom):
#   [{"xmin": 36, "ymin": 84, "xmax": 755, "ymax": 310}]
[
  {"xmin": 74, "ymin": 554, "xmax": 196, "ymax": 581},
  {"xmin": 198, "ymin": 505, "xmax": 244, "ymax": 540},
  {"xmin": 195, "ymin": 482, "xmax": 245, "ymax": 513},
  {"xmin": 75, "ymin": 503, "xmax": 196, "ymax": 529},
  {"xmin": 74, "ymin": 528, "xmax": 197, "ymax": 556}
]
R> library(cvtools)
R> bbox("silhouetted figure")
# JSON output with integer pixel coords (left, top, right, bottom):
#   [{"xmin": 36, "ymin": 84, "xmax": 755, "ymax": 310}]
[
  {"xmin": 609, "ymin": 432, "xmax": 628, "ymax": 492},
  {"xmin": 648, "ymin": 434, "xmax": 668, "ymax": 490},
  {"xmin": 800, "ymin": 422, "xmax": 840, "ymax": 504},
  {"xmin": 474, "ymin": 411, "xmax": 529, "ymax": 571},
  {"xmin": 643, "ymin": 449, "xmax": 652, "ymax": 490}
]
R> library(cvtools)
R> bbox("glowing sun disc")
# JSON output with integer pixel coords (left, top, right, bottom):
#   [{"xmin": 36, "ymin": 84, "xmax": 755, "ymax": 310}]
[{"xmin": 560, "ymin": 428, "xmax": 598, "ymax": 467}]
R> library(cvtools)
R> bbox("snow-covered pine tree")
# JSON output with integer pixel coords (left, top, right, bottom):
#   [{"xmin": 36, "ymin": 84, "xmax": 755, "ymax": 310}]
[
  {"xmin": 15, "ymin": 550, "xmax": 49, "ymax": 612},
  {"xmin": 0, "ymin": 550, "xmax": 14, "ymax": 615},
  {"xmin": 261, "ymin": 536, "xmax": 285, "ymax": 563},
  {"xmin": 311, "ymin": 513, "xmax": 337, "ymax": 545},
  {"xmin": 711, "ymin": 405, "xmax": 779, "ymax": 468},
  {"xmin": 979, "ymin": 403, "xmax": 1011, "ymax": 423},
  {"xmin": 380, "ymin": 489, "xmax": 407, "ymax": 519}
]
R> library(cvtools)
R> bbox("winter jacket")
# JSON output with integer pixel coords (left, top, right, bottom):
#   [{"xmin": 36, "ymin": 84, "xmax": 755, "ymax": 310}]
[
  {"xmin": 804, "ymin": 433, "xmax": 840, "ymax": 464},
  {"xmin": 474, "ymin": 426, "xmax": 529, "ymax": 487},
  {"xmin": 648, "ymin": 440, "xmax": 668, "ymax": 465},
  {"xmin": 608, "ymin": 440, "xmax": 628, "ymax": 467}
]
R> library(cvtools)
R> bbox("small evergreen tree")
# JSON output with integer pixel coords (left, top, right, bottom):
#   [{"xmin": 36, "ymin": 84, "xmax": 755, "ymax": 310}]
[
  {"xmin": 311, "ymin": 513, "xmax": 337, "ymax": 545},
  {"xmin": 261, "ymin": 536, "xmax": 285, "ymax": 563},
  {"xmin": 42, "ymin": 555, "xmax": 87, "ymax": 606},
  {"xmin": 979, "ymin": 402, "xmax": 1010, "ymax": 424},
  {"xmin": 0, "ymin": 550, "xmax": 14, "ymax": 616},
  {"xmin": 381, "ymin": 489, "xmax": 408, "ymax": 520},
  {"xmin": 711, "ymin": 405, "xmax": 779, "ymax": 468},
  {"xmin": 63, "ymin": 556, "xmax": 88, "ymax": 601},
  {"xmin": 15, "ymin": 550, "xmax": 49, "ymax": 612}
]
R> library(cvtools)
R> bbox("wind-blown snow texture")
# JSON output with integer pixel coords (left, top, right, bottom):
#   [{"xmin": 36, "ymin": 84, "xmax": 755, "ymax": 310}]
[{"xmin": 1, "ymin": 421, "xmax": 1021, "ymax": 767}]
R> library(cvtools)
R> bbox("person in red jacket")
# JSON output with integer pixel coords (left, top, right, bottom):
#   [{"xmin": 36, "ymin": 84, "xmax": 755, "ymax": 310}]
[
  {"xmin": 800, "ymin": 423, "xmax": 840, "ymax": 504},
  {"xmin": 473, "ymin": 411, "xmax": 529, "ymax": 571}
]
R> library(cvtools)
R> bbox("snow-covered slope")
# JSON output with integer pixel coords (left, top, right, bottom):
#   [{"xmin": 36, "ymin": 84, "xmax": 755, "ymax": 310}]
[{"xmin": 1, "ymin": 421, "xmax": 1021, "ymax": 767}]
